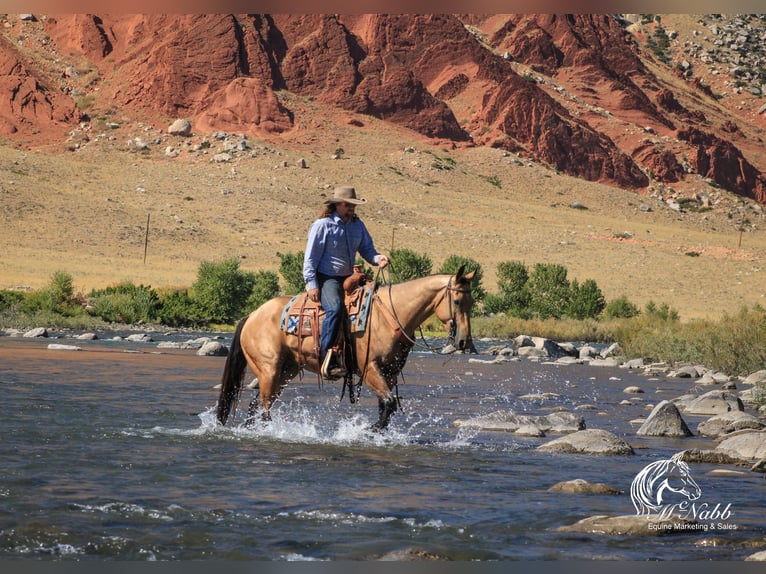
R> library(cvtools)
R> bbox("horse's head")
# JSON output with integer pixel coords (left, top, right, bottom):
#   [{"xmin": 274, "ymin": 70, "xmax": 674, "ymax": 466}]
[
  {"xmin": 631, "ymin": 456, "xmax": 702, "ymax": 515},
  {"xmin": 662, "ymin": 456, "xmax": 702, "ymax": 502},
  {"xmin": 436, "ymin": 265, "xmax": 476, "ymax": 353}
]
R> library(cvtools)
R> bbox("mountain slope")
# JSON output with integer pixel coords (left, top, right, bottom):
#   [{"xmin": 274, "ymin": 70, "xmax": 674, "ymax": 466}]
[{"xmin": 1, "ymin": 13, "xmax": 765, "ymax": 205}]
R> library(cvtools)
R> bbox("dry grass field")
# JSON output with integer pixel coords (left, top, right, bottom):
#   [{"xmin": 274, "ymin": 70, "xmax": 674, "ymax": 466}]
[{"xmin": 1, "ymin": 99, "xmax": 765, "ymax": 321}]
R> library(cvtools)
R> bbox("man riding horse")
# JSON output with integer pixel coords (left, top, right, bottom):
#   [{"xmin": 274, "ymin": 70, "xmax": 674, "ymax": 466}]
[{"xmin": 303, "ymin": 186, "xmax": 389, "ymax": 379}]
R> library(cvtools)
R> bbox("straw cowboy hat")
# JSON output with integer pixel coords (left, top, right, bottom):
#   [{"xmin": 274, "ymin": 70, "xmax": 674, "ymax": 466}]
[{"xmin": 324, "ymin": 186, "xmax": 367, "ymax": 205}]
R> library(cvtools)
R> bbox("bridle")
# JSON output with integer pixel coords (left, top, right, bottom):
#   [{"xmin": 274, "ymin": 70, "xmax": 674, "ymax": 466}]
[{"xmin": 379, "ymin": 272, "xmax": 471, "ymax": 353}]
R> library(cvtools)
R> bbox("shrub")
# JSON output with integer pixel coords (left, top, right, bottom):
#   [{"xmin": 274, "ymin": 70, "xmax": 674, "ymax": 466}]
[
  {"xmin": 277, "ymin": 251, "xmax": 305, "ymax": 295},
  {"xmin": 156, "ymin": 288, "xmax": 201, "ymax": 327},
  {"xmin": 438, "ymin": 255, "xmax": 486, "ymax": 301},
  {"xmin": 0, "ymin": 290, "xmax": 25, "ymax": 311},
  {"xmin": 88, "ymin": 282, "xmax": 159, "ymax": 324},
  {"xmin": 604, "ymin": 295, "xmax": 640, "ymax": 319},
  {"xmin": 22, "ymin": 270, "xmax": 83, "ymax": 317},
  {"xmin": 644, "ymin": 300, "xmax": 679, "ymax": 321},
  {"xmin": 191, "ymin": 258, "xmax": 255, "ymax": 323},
  {"xmin": 566, "ymin": 279, "xmax": 606, "ymax": 320},
  {"xmin": 615, "ymin": 305, "xmax": 766, "ymax": 376},
  {"xmin": 389, "ymin": 248, "xmax": 433, "ymax": 283},
  {"xmin": 527, "ymin": 263, "xmax": 570, "ymax": 319},
  {"xmin": 495, "ymin": 260, "xmax": 531, "ymax": 315},
  {"xmin": 247, "ymin": 270, "xmax": 281, "ymax": 310}
]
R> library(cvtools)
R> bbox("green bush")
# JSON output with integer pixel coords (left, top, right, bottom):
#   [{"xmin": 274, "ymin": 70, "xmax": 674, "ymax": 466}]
[
  {"xmin": 277, "ymin": 251, "xmax": 305, "ymax": 295},
  {"xmin": 438, "ymin": 255, "xmax": 486, "ymax": 301},
  {"xmin": 604, "ymin": 295, "xmax": 641, "ymax": 319},
  {"xmin": 644, "ymin": 300, "xmax": 679, "ymax": 321},
  {"xmin": 0, "ymin": 290, "xmax": 25, "ymax": 311},
  {"xmin": 389, "ymin": 248, "xmax": 433, "ymax": 283},
  {"xmin": 88, "ymin": 282, "xmax": 159, "ymax": 324},
  {"xmin": 247, "ymin": 270, "xmax": 281, "ymax": 310},
  {"xmin": 156, "ymin": 288, "xmax": 201, "ymax": 327},
  {"xmin": 22, "ymin": 270, "xmax": 83, "ymax": 317},
  {"xmin": 566, "ymin": 278, "xmax": 606, "ymax": 320},
  {"xmin": 495, "ymin": 260, "xmax": 531, "ymax": 315},
  {"xmin": 191, "ymin": 258, "xmax": 255, "ymax": 323},
  {"xmin": 527, "ymin": 263, "xmax": 570, "ymax": 319}
]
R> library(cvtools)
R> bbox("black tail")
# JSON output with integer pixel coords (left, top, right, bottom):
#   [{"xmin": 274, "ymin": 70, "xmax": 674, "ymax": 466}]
[{"xmin": 216, "ymin": 317, "xmax": 249, "ymax": 425}]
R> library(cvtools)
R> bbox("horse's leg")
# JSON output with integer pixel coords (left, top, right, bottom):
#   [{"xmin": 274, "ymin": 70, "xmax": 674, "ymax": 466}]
[
  {"xmin": 362, "ymin": 362, "xmax": 399, "ymax": 431},
  {"xmin": 373, "ymin": 395, "xmax": 398, "ymax": 431},
  {"xmin": 244, "ymin": 380, "xmax": 260, "ymax": 427}
]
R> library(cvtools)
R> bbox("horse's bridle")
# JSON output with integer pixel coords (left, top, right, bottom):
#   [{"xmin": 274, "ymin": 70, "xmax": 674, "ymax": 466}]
[{"xmin": 379, "ymin": 275, "xmax": 471, "ymax": 352}]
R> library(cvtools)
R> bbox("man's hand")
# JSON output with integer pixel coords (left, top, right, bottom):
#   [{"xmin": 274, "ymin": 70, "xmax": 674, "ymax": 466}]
[
  {"xmin": 378, "ymin": 254, "xmax": 389, "ymax": 269},
  {"xmin": 308, "ymin": 287, "xmax": 320, "ymax": 303}
]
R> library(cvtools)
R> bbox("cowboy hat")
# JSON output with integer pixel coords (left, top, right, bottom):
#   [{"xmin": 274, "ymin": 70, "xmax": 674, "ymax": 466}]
[{"xmin": 324, "ymin": 186, "xmax": 367, "ymax": 205}]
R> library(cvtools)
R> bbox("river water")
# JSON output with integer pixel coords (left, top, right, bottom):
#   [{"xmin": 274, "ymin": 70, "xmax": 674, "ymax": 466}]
[{"xmin": 1, "ymin": 331, "xmax": 764, "ymax": 561}]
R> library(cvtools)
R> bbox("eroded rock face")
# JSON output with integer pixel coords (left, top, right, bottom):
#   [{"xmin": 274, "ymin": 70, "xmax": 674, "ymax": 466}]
[
  {"xmin": 1, "ymin": 13, "xmax": 761, "ymax": 204},
  {"xmin": 678, "ymin": 127, "xmax": 766, "ymax": 204},
  {"xmin": 0, "ymin": 35, "xmax": 78, "ymax": 138}
]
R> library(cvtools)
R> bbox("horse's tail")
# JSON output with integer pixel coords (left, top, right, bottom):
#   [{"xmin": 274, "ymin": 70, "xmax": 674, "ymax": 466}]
[{"xmin": 216, "ymin": 316, "xmax": 249, "ymax": 426}]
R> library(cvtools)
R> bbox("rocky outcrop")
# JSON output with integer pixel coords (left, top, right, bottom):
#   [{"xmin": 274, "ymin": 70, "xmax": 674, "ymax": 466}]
[
  {"xmin": 472, "ymin": 72, "xmax": 649, "ymax": 189},
  {"xmin": 0, "ymin": 13, "xmax": 761, "ymax": 203},
  {"xmin": 678, "ymin": 127, "xmax": 766, "ymax": 204},
  {"xmin": 0, "ymin": 34, "xmax": 78, "ymax": 138}
]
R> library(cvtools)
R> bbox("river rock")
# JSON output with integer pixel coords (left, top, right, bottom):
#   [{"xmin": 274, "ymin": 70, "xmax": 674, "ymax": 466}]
[
  {"xmin": 23, "ymin": 327, "xmax": 48, "ymax": 338},
  {"xmin": 697, "ymin": 411, "xmax": 765, "ymax": 438},
  {"xmin": 537, "ymin": 429, "xmax": 634, "ymax": 455},
  {"xmin": 680, "ymin": 390, "xmax": 744, "ymax": 415},
  {"xmin": 126, "ymin": 334, "xmax": 153, "ymax": 343},
  {"xmin": 515, "ymin": 424, "xmax": 545, "ymax": 437},
  {"xmin": 742, "ymin": 369, "xmax": 766, "ymax": 386},
  {"xmin": 554, "ymin": 514, "xmax": 695, "ymax": 535},
  {"xmin": 715, "ymin": 430, "xmax": 766, "ymax": 462},
  {"xmin": 47, "ymin": 343, "xmax": 81, "ymax": 351},
  {"xmin": 548, "ymin": 479, "xmax": 622, "ymax": 494},
  {"xmin": 745, "ymin": 550, "xmax": 766, "ymax": 561},
  {"xmin": 637, "ymin": 400, "xmax": 693, "ymax": 437},
  {"xmin": 76, "ymin": 332, "xmax": 98, "ymax": 340},
  {"xmin": 453, "ymin": 410, "xmax": 584, "ymax": 433},
  {"xmin": 197, "ymin": 341, "xmax": 228, "ymax": 356},
  {"xmin": 513, "ymin": 335, "xmax": 572, "ymax": 360}
]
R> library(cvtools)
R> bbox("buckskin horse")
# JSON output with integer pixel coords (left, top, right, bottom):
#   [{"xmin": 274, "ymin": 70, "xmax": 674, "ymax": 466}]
[{"xmin": 215, "ymin": 266, "xmax": 476, "ymax": 431}]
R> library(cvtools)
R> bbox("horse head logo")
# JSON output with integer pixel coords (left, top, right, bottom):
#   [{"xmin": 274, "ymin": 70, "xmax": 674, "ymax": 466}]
[{"xmin": 630, "ymin": 454, "xmax": 702, "ymax": 516}]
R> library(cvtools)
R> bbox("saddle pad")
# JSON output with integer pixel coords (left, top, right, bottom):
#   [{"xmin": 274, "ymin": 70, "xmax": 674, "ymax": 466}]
[{"xmin": 279, "ymin": 283, "xmax": 377, "ymax": 336}]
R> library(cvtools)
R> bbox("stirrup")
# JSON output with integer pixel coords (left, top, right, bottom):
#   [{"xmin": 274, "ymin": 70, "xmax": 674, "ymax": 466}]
[{"xmin": 321, "ymin": 348, "xmax": 346, "ymax": 379}]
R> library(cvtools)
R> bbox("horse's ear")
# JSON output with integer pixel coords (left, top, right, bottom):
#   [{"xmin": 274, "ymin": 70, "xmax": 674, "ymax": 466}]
[
  {"xmin": 463, "ymin": 270, "xmax": 476, "ymax": 283},
  {"xmin": 456, "ymin": 264, "xmax": 466, "ymax": 279}
]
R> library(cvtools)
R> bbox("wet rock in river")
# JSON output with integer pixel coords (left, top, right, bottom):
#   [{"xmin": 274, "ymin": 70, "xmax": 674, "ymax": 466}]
[
  {"xmin": 453, "ymin": 410, "xmax": 584, "ymax": 433},
  {"xmin": 636, "ymin": 400, "xmax": 693, "ymax": 437},
  {"xmin": 548, "ymin": 478, "xmax": 622, "ymax": 494},
  {"xmin": 537, "ymin": 429, "xmax": 634, "ymax": 455}
]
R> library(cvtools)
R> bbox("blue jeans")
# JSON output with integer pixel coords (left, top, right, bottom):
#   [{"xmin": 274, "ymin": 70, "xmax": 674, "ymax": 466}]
[{"xmin": 318, "ymin": 274, "xmax": 346, "ymax": 360}]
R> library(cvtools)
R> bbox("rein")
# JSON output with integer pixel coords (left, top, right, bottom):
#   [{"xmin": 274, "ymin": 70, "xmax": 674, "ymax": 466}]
[{"xmin": 377, "ymin": 267, "xmax": 467, "ymax": 354}]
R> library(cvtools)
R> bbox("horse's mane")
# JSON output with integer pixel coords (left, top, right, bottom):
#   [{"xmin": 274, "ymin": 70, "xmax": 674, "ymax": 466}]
[{"xmin": 630, "ymin": 454, "xmax": 690, "ymax": 515}]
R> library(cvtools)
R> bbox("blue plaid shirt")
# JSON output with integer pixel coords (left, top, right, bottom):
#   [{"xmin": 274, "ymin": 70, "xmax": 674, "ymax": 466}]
[{"xmin": 303, "ymin": 212, "xmax": 382, "ymax": 291}]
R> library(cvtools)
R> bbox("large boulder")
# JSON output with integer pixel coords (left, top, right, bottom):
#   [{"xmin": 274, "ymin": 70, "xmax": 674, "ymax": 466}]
[
  {"xmin": 697, "ymin": 411, "xmax": 765, "ymax": 438},
  {"xmin": 637, "ymin": 400, "xmax": 693, "ymax": 437},
  {"xmin": 537, "ymin": 429, "xmax": 634, "ymax": 455},
  {"xmin": 715, "ymin": 431, "xmax": 766, "ymax": 462},
  {"xmin": 677, "ymin": 390, "xmax": 744, "ymax": 415}
]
